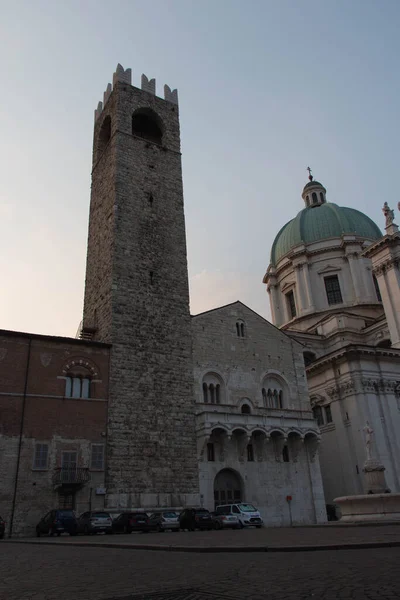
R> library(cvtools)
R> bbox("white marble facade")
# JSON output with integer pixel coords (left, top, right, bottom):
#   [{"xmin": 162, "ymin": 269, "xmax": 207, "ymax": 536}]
[
  {"xmin": 191, "ymin": 302, "xmax": 326, "ymax": 525},
  {"xmin": 264, "ymin": 185, "xmax": 400, "ymax": 506}
]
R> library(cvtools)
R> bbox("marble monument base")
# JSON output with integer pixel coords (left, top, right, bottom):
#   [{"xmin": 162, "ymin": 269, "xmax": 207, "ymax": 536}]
[
  {"xmin": 334, "ymin": 456, "xmax": 400, "ymax": 522},
  {"xmin": 334, "ymin": 493, "xmax": 400, "ymax": 522}
]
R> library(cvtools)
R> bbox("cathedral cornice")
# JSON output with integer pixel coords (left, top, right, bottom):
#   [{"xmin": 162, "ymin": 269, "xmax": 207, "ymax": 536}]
[
  {"xmin": 325, "ymin": 377, "xmax": 400, "ymax": 399},
  {"xmin": 362, "ymin": 232, "xmax": 400, "ymax": 258},
  {"xmin": 372, "ymin": 257, "xmax": 400, "ymax": 276},
  {"xmin": 306, "ymin": 343, "xmax": 400, "ymax": 374}
]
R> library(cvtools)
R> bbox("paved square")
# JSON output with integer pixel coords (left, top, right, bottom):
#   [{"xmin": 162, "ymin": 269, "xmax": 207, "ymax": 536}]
[{"xmin": 2, "ymin": 541, "xmax": 400, "ymax": 600}]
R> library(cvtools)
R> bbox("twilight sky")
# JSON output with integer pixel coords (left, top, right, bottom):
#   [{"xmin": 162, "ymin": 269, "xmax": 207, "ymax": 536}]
[{"xmin": 1, "ymin": 0, "xmax": 400, "ymax": 337}]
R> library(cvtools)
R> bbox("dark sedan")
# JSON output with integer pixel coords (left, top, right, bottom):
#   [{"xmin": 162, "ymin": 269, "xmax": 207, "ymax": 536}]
[
  {"xmin": 36, "ymin": 510, "xmax": 78, "ymax": 536},
  {"xmin": 112, "ymin": 512, "xmax": 150, "ymax": 533},
  {"xmin": 179, "ymin": 508, "xmax": 213, "ymax": 531}
]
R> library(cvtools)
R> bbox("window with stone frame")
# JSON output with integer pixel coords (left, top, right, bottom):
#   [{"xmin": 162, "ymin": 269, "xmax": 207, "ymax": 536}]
[
  {"xmin": 286, "ymin": 290, "xmax": 297, "ymax": 318},
  {"xmin": 201, "ymin": 373, "xmax": 224, "ymax": 404},
  {"xmin": 65, "ymin": 376, "xmax": 91, "ymax": 398},
  {"xmin": 262, "ymin": 376, "xmax": 286, "ymax": 409},
  {"xmin": 324, "ymin": 405, "xmax": 333, "ymax": 424},
  {"xmin": 313, "ymin": 404, "xmax": 333, "ymax": 426},
  {"xmin": 236, "ymin": 320, "xmax": 246, "ymax": 338},
  {"xmin": 33, "ymin": 443, "xmax": 49, "ymax": 470},
  {"xmin": 312, "ymin": 405, "xmax": 324, "ymax": 426},
  {"xmin": 91, "ymin": 444, "xmax": 105, "ymax": 470},
  {"xmin": 324, "ymin": 275, "xmax": 343, "ymax": 305}
]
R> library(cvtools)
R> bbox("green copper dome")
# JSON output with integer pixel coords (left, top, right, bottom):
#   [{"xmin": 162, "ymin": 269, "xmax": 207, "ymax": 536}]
[{"xmin": 270, "ymin": 202, "xmax": 382, "ymax": 266}]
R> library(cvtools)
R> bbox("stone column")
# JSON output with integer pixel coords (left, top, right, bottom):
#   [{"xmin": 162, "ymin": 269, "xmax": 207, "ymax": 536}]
[
  {"xmin": 346, "ymin": 252, "xmax": 362, "ymax": 303},
  {"xmin": 301, "ymin": 263, "xmax": 315, "ymax": 312},
  {"xmin": 268, "ymin": 282, "xmax": 283, "ymax": 327},
  {"xmin": 294, "ymin": 265, "xmax": 307, "ymax": 314},
  {"xmin": 375, "ymin": 265, "xmax": 400, "ymax": 348}
]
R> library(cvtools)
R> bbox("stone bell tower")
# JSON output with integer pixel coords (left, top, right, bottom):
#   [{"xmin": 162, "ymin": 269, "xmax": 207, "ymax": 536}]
[{"xmin": 83, "ymin": 64, "xmax": 199, "ymax": 510}]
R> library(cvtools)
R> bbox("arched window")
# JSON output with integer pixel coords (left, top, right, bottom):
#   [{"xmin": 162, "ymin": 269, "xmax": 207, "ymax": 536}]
[
  {"xmin": 202, "ymin": 382, "xmax": 208, "ymax": 403},
  {"xmin": 262, "ymin": 374, "xmax": 287, "ymax": 409},
  {"xmin": 201, "ymin": 373, "xmax": 224, "ymax": 404},
  {"xmin": 207, "ymin": 443, "xmax": 215, "ymax": 462},
  {"xmin": 61, "ymin": 358, "xmax": 98, "ymax": 400},
  {"xmin": 132, "ymin": 108, "xmax": 163, "ymax": 144},
  {"xmin": 312, "ymin": 192, "xmax": 318, "ymax": 204},
  {"xmin": 241, "ymin": 404, "xmax": 251, "ymax": 414},
  {"xmin": 236, "ymin": 320, "xmax": 245, "ymax": 338},
  {"xmin": 209, "ymin": 383, "xmax": 215, "ymax": 404},
  {"xmin": 216, "ymin": 384, "xmax": 220, "ymax": 404},
  {"xmin": 306, "ymin": 195, "xmax": 310, "ymax": 206},
  {"xmin": 98, "ymin": 115, "xmax": 111, "ymax": 155},
  {"xmin": 320, "ymin": 192, "xmax": 324, "ymax": 203}
]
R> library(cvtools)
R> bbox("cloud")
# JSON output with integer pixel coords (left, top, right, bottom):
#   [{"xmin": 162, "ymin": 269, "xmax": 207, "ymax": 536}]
[{"xmin": 189, "ymin": 269, "xmax": 271, "ymax": 322}]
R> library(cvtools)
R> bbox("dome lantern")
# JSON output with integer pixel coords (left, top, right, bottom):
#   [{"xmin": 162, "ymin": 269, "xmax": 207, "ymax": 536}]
[{"xmin": 302, "ymin": 168, "xmax": 327, "ymax": 208}]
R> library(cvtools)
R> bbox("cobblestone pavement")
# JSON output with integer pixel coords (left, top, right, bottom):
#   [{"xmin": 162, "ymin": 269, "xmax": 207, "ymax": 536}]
[
  {"xmin": 1, "ymin": 542, "xmax": 400, "ymax": 600},
  {"xmin": 8, "ymin": 523, "xmax": 400, "ymax": 550}
]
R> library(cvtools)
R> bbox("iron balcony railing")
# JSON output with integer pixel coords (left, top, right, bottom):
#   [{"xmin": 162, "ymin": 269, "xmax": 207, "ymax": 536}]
[{"xmin": 53, "ymin": 467, "xmax": 90, "ymax": 486}]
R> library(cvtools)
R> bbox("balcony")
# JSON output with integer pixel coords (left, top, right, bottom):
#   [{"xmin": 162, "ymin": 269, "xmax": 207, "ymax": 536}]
[
  {"xmin": 53, "ymin": 468, "xmax": 90, "ymax": 489},
  {"xmin": 195, "ymin": 405, "xmax": 316, "ymax": 438}
]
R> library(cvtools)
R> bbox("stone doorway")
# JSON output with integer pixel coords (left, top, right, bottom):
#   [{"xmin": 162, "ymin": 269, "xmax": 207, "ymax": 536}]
[{"xmin": 213, "ymin": 468, "xmax": 242, "ymax": 509}]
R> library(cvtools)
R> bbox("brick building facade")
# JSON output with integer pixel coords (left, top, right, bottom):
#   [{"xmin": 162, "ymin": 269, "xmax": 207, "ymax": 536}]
[{"xmin": 0, "ymin": 330, "xmax": 110, "ymax": 536}]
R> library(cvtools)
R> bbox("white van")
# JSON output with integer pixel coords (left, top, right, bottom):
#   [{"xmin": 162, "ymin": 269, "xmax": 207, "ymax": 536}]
[{"xmin": 215, "ymin": 503, "xmax": 263, "ymax": 528}]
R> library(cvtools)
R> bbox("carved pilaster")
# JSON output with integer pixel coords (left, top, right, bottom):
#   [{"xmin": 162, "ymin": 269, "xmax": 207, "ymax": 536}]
[
  {"xmin": 238, "ymin": 434, "xmax": 251, "ymax": 463},
  {"xmin": 289, "ymin": 436, "xmax": 304, "ymax": 463},
  {"xmin": 306, "ymin": 437, "xmax": 320, "ymax": 463},
  {"xmin": 273, "ymin": 436, "xmax": 287, "ymax": 462},
  {"xmin": 197, "ymin": 436, "xmax": 209, "ymax": 462}
]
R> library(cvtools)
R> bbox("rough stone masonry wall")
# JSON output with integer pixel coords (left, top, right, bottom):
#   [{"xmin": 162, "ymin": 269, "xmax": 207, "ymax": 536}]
[
  {"xmin": 84, "ymin": 81, "xmax": 199, "ymax": 510},
  {"xmin": 191, "ymin": 302, "xmax": 326, "ymax": 524},
  {"xmin": 192, "ymin": 302, "xmax": 310, "ymax": 409}
]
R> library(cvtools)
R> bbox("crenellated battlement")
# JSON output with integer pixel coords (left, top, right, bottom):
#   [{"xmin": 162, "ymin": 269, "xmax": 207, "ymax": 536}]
[{"xmin": 94, "ymin": 63, "xmax": 178, "ymax": 122}]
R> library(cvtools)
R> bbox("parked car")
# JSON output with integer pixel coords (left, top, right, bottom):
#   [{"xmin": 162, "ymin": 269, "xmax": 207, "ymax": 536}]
[
  {"xmin": 211, "ymin": 510, "xmax": 239, "ymax": 530},
  {"xmin": 0, "ymin": 516, "xmax": 5, "ymax": 539},
  {"xmin": 149, "ymin": 511, "xmax": 180, "ymax": 532},
  {"xmin": 112, "ymin": 512, "xmax": 150, "ymax": 533},
  {"xmin": 179, "ymin": 508, "xmax": 213, "ymax": 531},
  {"xmin": 36, "ymin": 510, "xmax": 78, "ymax": 537},
  {"xmin": 215, "ymin": 504, "xmax": 263, "ymax": 528},
  {"xmin": 77, "ymin": 511, "xmax": 113, "ymax": 534}
]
